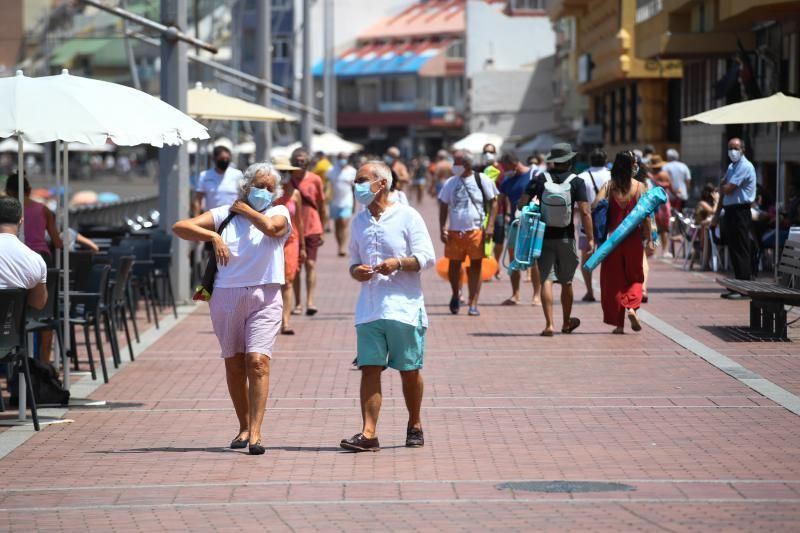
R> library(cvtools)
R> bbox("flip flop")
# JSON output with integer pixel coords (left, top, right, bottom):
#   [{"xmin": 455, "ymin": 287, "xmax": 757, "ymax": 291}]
[
  {"xmin": 540, "ymin": 330, "xmax": 554, "ymax": 337},
  {"xmin": 291, "ymin": 307, "xmax": 302, "ymax": 316},
  {"xmin": 306, "ymin": 308, "xmax": 318, "ymax": 316},
  {"xmin": 501, "ymin": 298, "xmax": 519, "ymax": 306},
  {"xmin": 627, "ymin": 310, "xmax": 642, "ymax": 332},
  {"xmin": 561, "ymin": 317, "xmax": 581, "ymax": 334},
  {"xmin": 281, "ymin": 328, "xmax": 295, "ymax": 335}
]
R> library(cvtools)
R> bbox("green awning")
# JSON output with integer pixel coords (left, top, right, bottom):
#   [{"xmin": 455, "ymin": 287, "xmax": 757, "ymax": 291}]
[{"xmin": 50, "ymin": 38, "xmax": 128, "ymax": 69}]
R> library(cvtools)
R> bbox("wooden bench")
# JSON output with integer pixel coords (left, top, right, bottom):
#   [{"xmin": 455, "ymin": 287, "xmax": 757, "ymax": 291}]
[{"xmin": 717, "ymin": 240, "xmax": 800, "ymax": 339}]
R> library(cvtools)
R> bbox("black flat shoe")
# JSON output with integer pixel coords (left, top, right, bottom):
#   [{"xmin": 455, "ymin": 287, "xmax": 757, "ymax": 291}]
[
  {"xmin": 248, "ymin": 440, "xmax": 266, "ymax": 455},
  {"xmin": 230, "ymin": 436, "xmax": 248, "ymax": 449},
  {"xmin": 406, "ymin": 426, "xmax": 424, "ymax": 448},
  {"xmin": 340, "ymin": 432, "xmax": 380, "ymax": 452}
]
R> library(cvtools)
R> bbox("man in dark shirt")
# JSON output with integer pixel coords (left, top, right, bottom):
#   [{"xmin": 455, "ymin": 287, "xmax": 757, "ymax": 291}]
[{"xmin": 519, "ymin": 143, "xmax": 593, "ymax": 337}]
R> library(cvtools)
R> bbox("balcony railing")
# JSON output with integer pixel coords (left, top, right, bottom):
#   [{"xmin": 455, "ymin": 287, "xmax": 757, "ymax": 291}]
[{"xmin": 635, "ymin": 0, "xmax": 663, "ymax": 23}]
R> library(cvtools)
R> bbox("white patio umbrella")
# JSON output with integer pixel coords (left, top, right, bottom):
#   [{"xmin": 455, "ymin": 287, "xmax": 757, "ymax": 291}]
[
  {"xmin": 0, "ymin": 138, "xmax": 44, "ymax": 154},
  {"xmin": 0, "ymin": 69, "xmax": 208, "ymax": 402},
  {"xmin": 453, "ymin": 132, "xmax": 504, "ymax": 154},
  {"xmin": 682, "ymin": 92, "xmax": 800, "ymax": 276}
]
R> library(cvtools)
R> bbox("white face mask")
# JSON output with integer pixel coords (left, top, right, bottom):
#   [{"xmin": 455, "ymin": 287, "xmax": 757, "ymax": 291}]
[
  {"xmin": 452, "ymin": 164, "xmax": 465, "ymax": 176},
  {"xmin": 728, "ymin": 149, "xmax": 742, "ymax": 163},
  {"xmin": 482, "ymin": 152, "xmax": 496, "ymax": 164}
]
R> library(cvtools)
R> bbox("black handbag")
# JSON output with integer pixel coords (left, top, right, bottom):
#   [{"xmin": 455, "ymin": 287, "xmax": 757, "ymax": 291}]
[{"xmin": 193, "ymin": 212, "xmax": 236, "ymax": 302}]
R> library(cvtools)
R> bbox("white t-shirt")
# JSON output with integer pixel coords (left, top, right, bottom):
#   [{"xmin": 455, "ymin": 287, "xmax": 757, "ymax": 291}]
[
  {"xmin": 328, "ymin": 164, "xmax": 356, "ymax": 209},
  {"xmin": 349, "ymin": 203, "xmax": 436, "ymax": 327},
  {"xmin": 437, "ymin": 172, "xmax": 498, "ymax": 231},
  {"xmin": 198, "ymin": 167, "xmax": 244, "ymax": 210},
  {"xmin": 664, "ymin": 160, "xmax": 692, "ymax": 200},
  {"xmin": 0, "ymin": 234, "xmax": 48, "ymax": 289},
  {"xmin": 209, "ymin": 204, "xmax": 292, "ymax": 288},
  {"xmin": 576, "ymin": 167, "xmax": 610, "ymax": 236}
]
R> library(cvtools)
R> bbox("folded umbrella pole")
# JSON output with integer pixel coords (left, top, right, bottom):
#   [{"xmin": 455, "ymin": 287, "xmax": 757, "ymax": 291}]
[{"xmin": 583, "ymin": 186, "xmax": 668, "ymax": 272}]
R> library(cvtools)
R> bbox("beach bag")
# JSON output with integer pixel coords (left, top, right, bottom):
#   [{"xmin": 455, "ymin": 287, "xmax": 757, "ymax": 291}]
[
  {"xmin": 9, "ymin": 358, "xmax": 70, "ymax": 406},
  {"xmin": 592, "ymin": 199, "xmax": 609, "ymax": 244},
  {"xmin": 541, "ymin": 172, "xmax": 576, "ymax": 228},
  {"xmin": 193, "ymin": 212, "xmax": 236, "ymax": 302}
]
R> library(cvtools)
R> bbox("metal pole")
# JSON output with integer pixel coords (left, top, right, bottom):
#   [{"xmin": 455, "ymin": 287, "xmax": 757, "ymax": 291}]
[
  {"xmin": 301, "ymin": 0, "xmax": 313, "ymax": 149},
  {"xmin": 17, "ymin": 136, "xmax": 24, "ymax": 241},
  {"xmin": 62, "ymin": 142, "xmax": 71, "ymax": 391},
  {"xmin": 255, "ymin": 0, "xmax": 272, "ymax": 161},
  {"xmin": 159, "ymin": 0, "xmax": 191, "ymax": 303},
  {"xmin": 120, "ymin": 0, "xmax": 141, "ymax": 90},
  {"xmin": 775, "ymin": 122, "xmax": 782, "ymax": 280},
  {"xmin": 80, "ymin": 0, "xmax": 218, "ymax": 53},
  {"xmin": 323, "ymin": 0, "xmax": 334, "ymax": 130}
]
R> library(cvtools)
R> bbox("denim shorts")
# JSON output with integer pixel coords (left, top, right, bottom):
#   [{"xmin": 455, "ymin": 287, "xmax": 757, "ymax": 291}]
[
  {"xmin": 356, "ymin": 318, "xmax": 426, "ymax": 371},
  {"xmin": 330, "ymin": 205, "xmax": 353, "ymax": 220}
]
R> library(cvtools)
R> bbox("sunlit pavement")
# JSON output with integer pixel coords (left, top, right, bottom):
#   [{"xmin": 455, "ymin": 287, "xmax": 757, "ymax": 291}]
[{"xmin": 1, "ymin": 198, "xmax": 800, "ymax": 531}]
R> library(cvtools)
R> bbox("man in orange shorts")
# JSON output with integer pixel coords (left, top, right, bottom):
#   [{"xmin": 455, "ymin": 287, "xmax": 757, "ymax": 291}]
[{"xmin": 438, "ymin": 150, "xmax": 498, "ymax": 316}]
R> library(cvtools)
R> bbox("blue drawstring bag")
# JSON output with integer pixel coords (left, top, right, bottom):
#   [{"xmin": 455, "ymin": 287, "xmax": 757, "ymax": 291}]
[{"xmin": 592, "ymin": 199, "xmax": 609, "ymax": 245}]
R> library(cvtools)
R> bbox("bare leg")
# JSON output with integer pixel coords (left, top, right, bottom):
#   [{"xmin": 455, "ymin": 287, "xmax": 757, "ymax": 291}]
[
  {"xmin": 659, "ymin": 231, "xmax": 669, "ymax": 256},
  {"xmin": 400, "ymin": 370, "xmax": 424, "ymax": 429},
  {"xmin": 581, "ymin": 250, "xmax": 594, "ymax": 299},
  {"xmin": 245, "ymin": 352, "xmax": 270, "ymax": 445},
  {"xmin": 642, "ymin": 251, "xmax": 650, "ymax": 297},
  {"xmin": 224, "ymin": 354, "xmax": 249, "ymax": 441},
  {"xmin": 507, "ymin": 248, "xmax": 520, "ymax": 302},
  {"xmin": 467, "ymin": 258, "xmax": 483, "ymax": 307},
  {"xmin": 335, "ymin": 218, "xmax": 349, "ymax": 256},
  {"xmin": 531, "ymin": 264, "xmax": 542, "ymax": 305},
  {"xmin": 292, "ymin": 269, "xmax": 302, "ymax": 312},
  {"xmin": 281, "ymin": 284, "xmax": 293, "ymax": 331},
  {"xmin": 560, "ymin": 282, "xmax": 574, "ymax": 330},
  {"xmin": 306, "ymin": 259, "xmax": 317, "ymax": 310},
  {"xmin": 448, "ymin": 260, "xmax": 462, "ymax": 299},
  {"xmin": 39, "ymin": 330, "xmax": 54, "ymax": 365},
  {"xmin": 541, "ymin": 279, "xmax": 555, "ymax": 335},
  {"xmin": 360, "ymin": 366, "xmax": 383, "ymax": 438}
]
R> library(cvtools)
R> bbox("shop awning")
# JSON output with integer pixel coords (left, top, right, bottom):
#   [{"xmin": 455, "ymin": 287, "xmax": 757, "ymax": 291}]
[{"xmin": 312, "ymin": 41, "xmax": 444, "ymax": 78}]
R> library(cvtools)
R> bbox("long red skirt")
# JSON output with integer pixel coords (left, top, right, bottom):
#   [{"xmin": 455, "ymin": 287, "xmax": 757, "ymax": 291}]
[{"xmin": 600, "ymin": 232, "xmax": 644, "ymax": 328}]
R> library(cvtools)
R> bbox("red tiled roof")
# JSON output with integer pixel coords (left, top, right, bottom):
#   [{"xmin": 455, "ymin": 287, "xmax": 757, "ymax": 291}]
[{"xmin": 358, "ymin": 0, "xmax": 465, "ymax": 42}]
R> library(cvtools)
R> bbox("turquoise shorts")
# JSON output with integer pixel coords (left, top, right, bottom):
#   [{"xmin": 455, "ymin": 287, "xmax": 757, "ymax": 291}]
[
  {"xmin": 356, "ymin": 318, "xmax": 426, "ymax": 371},
  {"xmin": 330, "ymin": 205, "xmax": 353, "ymax": 220}
]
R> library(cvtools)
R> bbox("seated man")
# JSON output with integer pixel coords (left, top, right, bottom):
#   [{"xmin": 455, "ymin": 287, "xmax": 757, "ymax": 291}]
[{"xmin": 0, "ymin": 197, "xmax": 47, "ymax": 310}]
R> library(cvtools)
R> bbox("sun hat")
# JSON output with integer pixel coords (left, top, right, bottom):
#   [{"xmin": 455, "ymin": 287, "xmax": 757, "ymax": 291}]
[
  {"xmin": 271, "ymin": 154, "xmax": 300, "ymax": 171},
  {"xmin": 545, "ymin": 143, "xmax": 577, "ymax": 163}
]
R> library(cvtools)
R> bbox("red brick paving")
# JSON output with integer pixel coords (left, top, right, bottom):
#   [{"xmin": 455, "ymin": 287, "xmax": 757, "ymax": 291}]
[{"xmin": 1, "ymin": 198, "xmax": 800, "ymax": 530}]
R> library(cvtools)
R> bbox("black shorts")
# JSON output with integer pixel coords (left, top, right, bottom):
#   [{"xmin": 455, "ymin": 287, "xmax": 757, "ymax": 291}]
[{"xmin": 493, "ymin": 218, "xmax": 505, "ymax": 245}]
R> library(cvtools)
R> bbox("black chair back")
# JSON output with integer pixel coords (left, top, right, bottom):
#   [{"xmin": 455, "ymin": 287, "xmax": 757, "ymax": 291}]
[
  {"xmin": 76, "ymin": 264, "xmax": 111, "ymax": 317},
  {"xmin": 111, "ymin": 256, "xmax": 135, "ymax": 303},
  {"xmin": 108, "ymin": 245, "xmax": 135, "ymax": 271},
  {"xmin": 0, "ymin": 289, "xmax": 27, "ymax": 360},
  {"xmin": 27, "ymin": 269, "xmax": 59, "ymax": 322},
  {"xmin": 69, "ymin": 251, "xmax": 96, "ymax": 291},
  {"xmin": 151, "ymin": 231, "xmax": 172, "ymax": 255},
  {"xmin": 118, "ymin": 238, "xmax": 153, "ymax": 277}
]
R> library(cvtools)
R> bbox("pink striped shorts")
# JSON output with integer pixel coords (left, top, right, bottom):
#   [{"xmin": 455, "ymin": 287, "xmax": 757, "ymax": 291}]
[{"xmin": 208, "ymin": 284, "xmax": 283, "ymax": 358}]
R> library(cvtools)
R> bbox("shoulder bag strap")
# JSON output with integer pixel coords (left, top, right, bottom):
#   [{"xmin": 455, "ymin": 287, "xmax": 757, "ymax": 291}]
[{"xmin": 587, "ymin": 170, "xmax": 598, "ymax": 194}]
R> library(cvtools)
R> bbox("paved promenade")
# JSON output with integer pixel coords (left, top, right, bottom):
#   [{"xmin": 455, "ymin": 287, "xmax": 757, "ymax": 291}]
[{"xmin": 1, "ymin": 199, "xmax": 800, "ymax": 531}]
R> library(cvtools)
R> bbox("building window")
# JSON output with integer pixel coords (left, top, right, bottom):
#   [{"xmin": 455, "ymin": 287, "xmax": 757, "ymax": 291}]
[
  {"xmin": 630, "ymin": 82, "xmax": 638, "ymax": 142},
  {"xmin": 510, "ymin": 0, "xmax": 545, "ymax": 10},
  {"xmin": 272, "ymin": 0, "xmax": 291, "ymax": 10},
  {"xmin": 272, "ymin": 37, "xmax": 291, "ymax": 61},
  {"xmin": 446, "ymin": 39, "xmax": 465, "ymax": 59}
]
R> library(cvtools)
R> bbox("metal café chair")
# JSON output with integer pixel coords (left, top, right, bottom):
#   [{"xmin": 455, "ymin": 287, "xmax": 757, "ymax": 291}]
[
  {"xmin": 151, "ymin": 231, "xmax": 178, "ymax": 319},
  {"xmin": 119, "ymin": 237, "xmax": 160, "ymax": 330},
  {"xmin": 26, "ymin": 269, "xmax": 66, "ymax": 370},
  {"xmin": 0, "ymin": 289, "xmax": 40, "ymax": 431},
  {"xmin": 68, "ymin": 264, "xmax": 112, "ymax": 383}
]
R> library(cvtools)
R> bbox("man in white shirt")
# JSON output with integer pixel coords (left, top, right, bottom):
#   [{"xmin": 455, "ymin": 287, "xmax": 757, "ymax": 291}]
[
  {"xmin": 664, "ymin": 148, "xmax": 692, "ymax": 210},
  {"xmin": 576, "ymin": 148, "xmax": 610, "ymax": 302},
  {"xmin": 438, "ymin": 150, "xmax": 498, "ymax": 316},
  {"xmin": 0, "ymin": 197, "xmax": 47, "ymax": 310},
  {"xmin": 327, "ymin": 152, "xmax": 356, "ymax": 256},
  {"xmin": 341, "ymin": 161, "xmax": 435, "ymax": 453},
  {"xmin": 192, "ymin": 146, "xmax": 244, "ymax": 215}
]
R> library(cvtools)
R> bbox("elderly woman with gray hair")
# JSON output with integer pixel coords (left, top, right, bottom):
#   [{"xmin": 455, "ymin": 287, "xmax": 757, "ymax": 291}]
[{"xmin": 173, "ymin": 162, "xmax": 291, "ymax": 455}]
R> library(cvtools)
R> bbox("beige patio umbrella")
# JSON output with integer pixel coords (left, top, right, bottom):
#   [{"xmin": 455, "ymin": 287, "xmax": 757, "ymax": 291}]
[
  {"xmin": 187, "ymin": 85, "xmax": 297, "ymax": 122},
  {"xmin": 682, "ymin": 92, "xmax": 800, "ymax": 276}
]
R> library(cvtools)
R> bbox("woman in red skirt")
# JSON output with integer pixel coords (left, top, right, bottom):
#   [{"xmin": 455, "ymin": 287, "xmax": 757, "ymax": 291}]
[{"xmin": 594, "ymin": 151, "xmax": 656, "ymax": 333}]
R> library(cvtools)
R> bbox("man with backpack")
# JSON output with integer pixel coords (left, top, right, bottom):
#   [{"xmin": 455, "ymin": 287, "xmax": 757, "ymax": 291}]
[
  {"xmin": 519, "ymin": 143, "xmax": 593, "ymax": 337},
  {"xmin": 438, "ymin": 149, "xmax": 498, "ymax": 316},
  {"xmin": 576, "ymin": 149, "xmax": 610, "ymax": 302}
]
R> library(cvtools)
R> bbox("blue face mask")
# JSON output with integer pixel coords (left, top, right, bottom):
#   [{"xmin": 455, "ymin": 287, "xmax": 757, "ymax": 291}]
[
  {"xmin": 338, "ymin": 159, "xmax": 348, "ymax": 167},
  {"xmin": 354, "ymin": 181, "xmax": 377, "ymax": 205},
  {"xmin": 247, "ymin": 187, "xmax": 274, "ymax": 212},
  {"xmin": 383, "ymin": 155, "xmax": 394, "ymax": 165}
]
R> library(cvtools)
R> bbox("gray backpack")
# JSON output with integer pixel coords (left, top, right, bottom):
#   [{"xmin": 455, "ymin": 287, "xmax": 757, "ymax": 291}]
[{"xmin": 541, "ymin": 172, "xmax": 577, "ymax": 228}]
